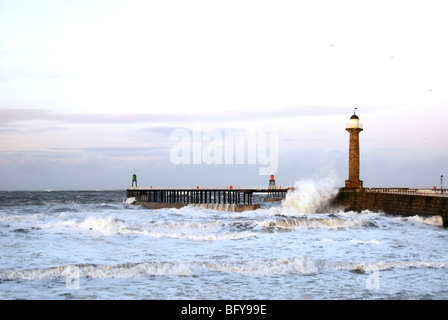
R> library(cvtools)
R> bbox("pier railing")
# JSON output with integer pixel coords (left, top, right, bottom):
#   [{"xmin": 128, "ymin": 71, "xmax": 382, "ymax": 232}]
[
  {"xmin": 364, "ymin": 188, "xmax": 448, "ymax": 197},
  {"xmin": 127, "ymin": 186, "xmax": 294, "ymax": 191}
]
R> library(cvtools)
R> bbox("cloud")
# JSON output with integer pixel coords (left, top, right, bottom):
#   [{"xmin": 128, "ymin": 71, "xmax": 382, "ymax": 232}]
[
  {"xmin": 0, "ymin": 105, "xmax": 361, "ymax": 128},
  {"xmin": 0, "ymin": 109, "xmax": 201, "ymax": 125},
  {"xmin": 52, "ymin": 146, "xmax": 171, "ymax": 158}
]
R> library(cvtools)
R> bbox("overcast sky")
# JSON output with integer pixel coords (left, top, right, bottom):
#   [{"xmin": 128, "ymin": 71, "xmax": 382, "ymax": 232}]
[{"xmin": 1, "ymin": 0, "xmax": 447, "ymax": 190}]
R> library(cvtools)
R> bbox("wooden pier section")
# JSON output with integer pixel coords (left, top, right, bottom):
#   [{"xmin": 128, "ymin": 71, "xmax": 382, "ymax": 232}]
[{"xmin": 126, "ymin": 186, "xmax": 292, "ymax": 212}]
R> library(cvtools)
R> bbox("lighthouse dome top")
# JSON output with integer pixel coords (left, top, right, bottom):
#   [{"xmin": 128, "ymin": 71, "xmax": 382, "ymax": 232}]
[{"xmin": 347, "ymin": 110, "xmax": 363, "ymax": 129}]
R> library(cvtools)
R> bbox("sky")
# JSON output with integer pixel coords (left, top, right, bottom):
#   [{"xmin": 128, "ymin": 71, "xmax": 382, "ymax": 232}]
[{"xmin": 1, "ymin": 0, "xmax": 447, "ymax": 190}]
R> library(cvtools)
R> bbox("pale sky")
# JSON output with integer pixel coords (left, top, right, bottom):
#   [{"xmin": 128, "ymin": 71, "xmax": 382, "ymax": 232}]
[{"xmin": 1, "ymin": 0, "xmax": 447, "ymax": 190}]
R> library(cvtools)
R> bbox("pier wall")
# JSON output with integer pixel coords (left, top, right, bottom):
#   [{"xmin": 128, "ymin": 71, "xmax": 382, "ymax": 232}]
[
  {"xmin": 135, "ymin": 201, "xmax": 260, "ymax": 212},
  {"xmin": 333, "ymin": 189, "xmax": 448, "ymax": 227}
]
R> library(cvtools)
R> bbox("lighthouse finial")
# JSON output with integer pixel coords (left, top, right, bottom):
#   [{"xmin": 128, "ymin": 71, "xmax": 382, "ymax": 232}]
[{"xmin": 354, "ymin": 107, "xmax": 358, "ymax": 115}]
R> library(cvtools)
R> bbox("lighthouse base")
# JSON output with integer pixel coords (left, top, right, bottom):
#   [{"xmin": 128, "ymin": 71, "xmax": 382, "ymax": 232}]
[{"xmin": 345, "ymin": 180, "xmax": 363, "ymax": 189}]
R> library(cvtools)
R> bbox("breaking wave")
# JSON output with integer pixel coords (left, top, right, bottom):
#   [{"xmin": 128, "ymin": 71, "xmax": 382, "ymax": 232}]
[
  {"xmin": 322, "ymin": 260, "xmax": 448, "ymax": 273},
  {"xmin": 0, "ymin": 256, "xmax": 318, "ymax": 280},
  {"xmin": 42, "ymin": 216, "xmax": 257, "ymax": 240},
  {"xmin": 142, "ymin": 219, "xmax": 258, "ymax": 240},
  {"xmin": 279, "ymin": 170, "xmax": 340, "ymax": 215},
  {"xmin": 400, "ymin": 215, "xmax": 443, "ymax": 227},
  {"xmin": 78, "ymin": 216, "xmax": 129, "ymax": 235},
  {"xmin": 2, "ymin": 257, "xmax": 447, "ymax": 281},
  {"xmin": 261, "ymin": 215, "xmax": 369, "ymax": 230}
]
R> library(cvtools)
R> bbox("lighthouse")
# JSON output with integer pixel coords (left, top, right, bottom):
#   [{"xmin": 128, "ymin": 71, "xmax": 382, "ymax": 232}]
[{"xmin": 345, "ymin": 109, "xmax": 363, "ymax": 189}]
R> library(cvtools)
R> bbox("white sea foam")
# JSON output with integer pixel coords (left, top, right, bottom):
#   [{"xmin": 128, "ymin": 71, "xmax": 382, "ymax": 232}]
[
  {"xmin": 37, "ymin": 214, "xmax": 258, "ymax": 240},
  {"xmin": 3, "ymin": 257, "xmax": 447, "ymax": 282},
  {"xmin": 260, "ymin": 216, "xmax": 369, "ymax": 230},
  {"xmin": 78, "ymin": 216, "xmax": 130, "ymax": 235},
  {"xmin": 124, "ymin": 197, "xmax": 136, "ymax": 204},
  {"xmin": 37, "ymin": 215, "xmax": 140, "ymax": 236},
  {"xmin": 0, "ymin": 256, "xmax": 319, "ymax": 280},
  {"xmin": 139, "ymin": 218, "xmax": 257, "ymax": 240},
  {"xmin": 402, "ymin": 215, "xmax": 443, "ymax": 227},
  {"xmin": 350, "ymin": 239, "xmax": 382, "ymax": 245},
  {"xmin": 321, "ymin": 260, "xmax": 448, "ymax": 273},
  {"xmin": 142, "ymin": 230, "xmax": 257, "ymax": 241}
]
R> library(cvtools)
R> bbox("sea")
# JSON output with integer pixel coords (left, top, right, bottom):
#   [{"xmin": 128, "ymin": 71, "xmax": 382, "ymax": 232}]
[{"xmin": 1, "ymin": 177, "xmax": 448, "ymax": 301}]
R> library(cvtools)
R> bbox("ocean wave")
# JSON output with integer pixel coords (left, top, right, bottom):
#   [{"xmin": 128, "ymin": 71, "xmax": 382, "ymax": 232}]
[
  {"xmin": 2, "ymin": 257, "xmax": 447, "ymax": 282},
  {"xmin": 142, "ymin": 220, "xmax": 257, "ymax": 240},
  {"xmin": 78, "ymin": 216, "xmax": 130, "ymax": 235},
  {"xmin": 260, "ymin": 216, "xmax": 369, "ymax": 230},
  {"xmin": 0, "ymin": 256, "xmax": 318, "ymax": 280},
  {"xmin": 350, "ymin": 239, "xmax": 382, "ymax": 245},
  {"xmin": 400, "ymin": 215, "xmax": 443, "ymax": 227},
  {"xmin": 39, "ymin": 213, "xmax": 374, "ymax": 237},
  {"xmin": 54, "ymin": 216, "xmax": 258, "ymax": 240},
  {"xmin": 321, "ymin": 260, "xmax": 448, "ymax": 273},
  {"xmin": 142, "ymin": 229, "xmax": 257, "ymax": 241}
]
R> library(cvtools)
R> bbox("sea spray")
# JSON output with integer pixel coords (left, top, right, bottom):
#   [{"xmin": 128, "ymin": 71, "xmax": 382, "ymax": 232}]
[{"xmin": 280, "ymin": 170, "xmax": 340, "ymax": 214}]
